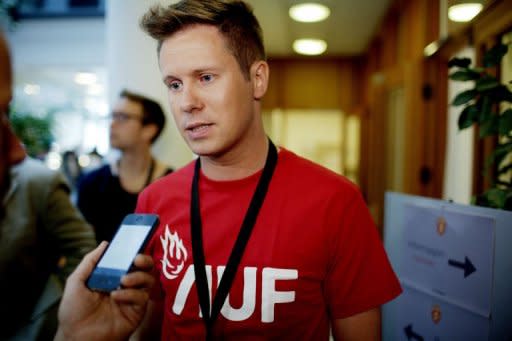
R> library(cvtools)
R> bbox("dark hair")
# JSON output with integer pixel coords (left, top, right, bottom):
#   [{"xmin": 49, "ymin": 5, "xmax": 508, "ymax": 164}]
[
  {"xmin": 140, "ymin": 0, "xmax": 266, "ymax": 80},
  {"xmin": 119, "ymin": 89, "xmax": 166, "ymax": 143}
]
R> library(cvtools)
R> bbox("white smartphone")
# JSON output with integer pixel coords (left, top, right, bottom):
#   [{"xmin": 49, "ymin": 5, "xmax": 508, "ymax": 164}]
[{"xmin": 86, "ymin": 213, "xmax": 159, "ymax": 292}]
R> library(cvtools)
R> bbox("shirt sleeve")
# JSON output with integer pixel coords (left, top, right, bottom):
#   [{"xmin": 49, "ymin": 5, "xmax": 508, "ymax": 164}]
[
  {"xmin": 324, "ymin": 189, "xmax": 402, "ymax": 319},
  {"xmin": 41, "ymin": 171, "xmax": 97, "ymax": 280}
]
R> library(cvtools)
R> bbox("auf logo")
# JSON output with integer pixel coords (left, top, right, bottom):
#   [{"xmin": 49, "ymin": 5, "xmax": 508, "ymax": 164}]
[{"xmin": 160, "ymin": 225, "xmax": 188, "ymax": 280}]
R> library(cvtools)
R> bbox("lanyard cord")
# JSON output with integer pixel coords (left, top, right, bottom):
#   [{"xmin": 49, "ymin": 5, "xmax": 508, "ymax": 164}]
[
  {"xmin": 190, "ymin": 139, "xmax": 278, "ymax": 340},
  {"xmin": 143, "ymin": 157, "xmax": 155, "ymax": 188}
]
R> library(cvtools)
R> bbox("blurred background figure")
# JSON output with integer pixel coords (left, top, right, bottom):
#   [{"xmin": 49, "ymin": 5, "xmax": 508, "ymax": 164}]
[
  {"xmin": 77, "ymin": 89, "xmax": 172, "ymax": 244},
  {"xmin": 0, "ymin": 31, "xmax": 96, "ymax": 341},
  {"xmin": 85, "ymin": 147, "xmax": 103, "ymax": 171},
  {"xmin": 61, "ymin": 150, "xmax": 82, "ymax": 197}
]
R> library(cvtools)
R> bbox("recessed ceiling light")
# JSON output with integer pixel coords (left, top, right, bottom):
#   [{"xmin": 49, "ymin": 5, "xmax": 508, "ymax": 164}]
[
  {"xmin": 293, "ymin": 39, "xmax": 327, "ymax": 55},
  {"xmin": 289, "ymin": 3, "xmax": 330, "ymax": 23},
  {"xmin": 448, "ymin": 3, "xmax": 483, "ymax": 22}
]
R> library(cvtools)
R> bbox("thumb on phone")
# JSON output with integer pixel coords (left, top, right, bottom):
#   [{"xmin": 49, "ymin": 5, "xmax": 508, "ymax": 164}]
[{"xmin": 72, "ymin": 241, "xmax": 109, "ymax": 283}]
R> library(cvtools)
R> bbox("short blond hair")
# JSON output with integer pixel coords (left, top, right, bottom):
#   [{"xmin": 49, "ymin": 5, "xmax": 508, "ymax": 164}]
[{"xmin": 140, "ymin": 0, "xmax": 266, "ymax": 80}]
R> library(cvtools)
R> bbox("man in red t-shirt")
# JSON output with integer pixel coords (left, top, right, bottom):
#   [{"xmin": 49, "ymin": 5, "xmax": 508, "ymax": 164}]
[
  {"xmin": 56, "ymin": 1, "xmax": 401, "ymax": 340},
  {"xmin": 133, "ymin": 0, "xmax": 401, "ymax": 339}
]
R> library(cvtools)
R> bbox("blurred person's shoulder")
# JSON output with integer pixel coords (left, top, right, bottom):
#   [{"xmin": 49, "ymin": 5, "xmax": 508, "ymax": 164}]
[
  {"xmin": 10, "ymin": 157, "xmax": 70, "ymax": 195},
  {"xmin": 12, "ymin": 157, "xmax": 61, "ymax": 182},
  {"xmin": 78, "ymin": 162, "xmax": 112, "ymax": 187}
]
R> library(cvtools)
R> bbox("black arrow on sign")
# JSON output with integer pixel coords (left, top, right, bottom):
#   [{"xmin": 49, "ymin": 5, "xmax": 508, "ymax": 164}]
[
  {"xmin": 448, "ymin": 256, "xmax": 476, "ymax": 278},
  {"xmin": 404, "ymin": 324, "xmax": 424, "ymax": 341}
]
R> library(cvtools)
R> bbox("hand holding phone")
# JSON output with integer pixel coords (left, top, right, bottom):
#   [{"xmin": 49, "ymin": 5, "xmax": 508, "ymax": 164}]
[
  {"xmin": 56, "ymin": 241, "xmax": 155, "ymax": 341},
  {"xmin": 86, "ymin": 213, "xmax": 159, "ymax": 292}
]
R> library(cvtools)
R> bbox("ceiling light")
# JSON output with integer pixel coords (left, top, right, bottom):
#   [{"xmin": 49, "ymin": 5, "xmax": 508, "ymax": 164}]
[
  {"xmin": 293, "ymin": 39, "xmax": 327, "ymax": 56},
  {"xmin": 289, "ymin": 3, "xmax": 330, "ymax": 23},
  {"xmin": 448, "ymin": 3, "xmax": 483, "ymax": 22},
  {"xmin": 74, "ymin": 72, "xmax": 97, "ymax": 85}
]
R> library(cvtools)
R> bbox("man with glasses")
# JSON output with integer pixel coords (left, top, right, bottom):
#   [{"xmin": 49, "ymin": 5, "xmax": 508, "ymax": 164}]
[{"xmin": 77, "ymin": 89, "xmax": 173, "ymax": 244}]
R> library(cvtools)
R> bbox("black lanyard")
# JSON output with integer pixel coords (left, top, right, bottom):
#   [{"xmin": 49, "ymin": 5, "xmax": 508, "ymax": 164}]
[{"xmin": 190, "ymin": 139, "xmax": 278, "ymax": 340}]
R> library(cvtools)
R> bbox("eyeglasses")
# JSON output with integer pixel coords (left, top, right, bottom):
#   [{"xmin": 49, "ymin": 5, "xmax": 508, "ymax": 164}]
[{"xmin": 109, "ymin": 112, "xmax": 143, "ymax": 123}]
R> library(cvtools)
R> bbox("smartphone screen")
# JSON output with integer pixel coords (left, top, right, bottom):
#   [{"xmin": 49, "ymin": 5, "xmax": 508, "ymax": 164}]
[
  {"xmin": 97, "ymin": 224, "xmax": 152, "ymax": 270},
  {"xmin": 87, "ymin": 213, "xmax": 159, "ymax": 292}
]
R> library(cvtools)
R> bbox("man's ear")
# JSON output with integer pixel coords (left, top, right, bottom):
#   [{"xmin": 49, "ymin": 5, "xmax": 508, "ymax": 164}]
[
  {"xmin": 251, "ymin": 61, "xmax": 269, "ymax": 100},
  {"xmin": 142, "ymin": 124, "xmax": 158, "ymax": 144}
]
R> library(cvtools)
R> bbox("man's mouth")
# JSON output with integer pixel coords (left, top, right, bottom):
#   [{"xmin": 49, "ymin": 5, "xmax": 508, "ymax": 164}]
[{"xmin": 187, "ymin": 123, "xmax": 212, "ymax": 132}]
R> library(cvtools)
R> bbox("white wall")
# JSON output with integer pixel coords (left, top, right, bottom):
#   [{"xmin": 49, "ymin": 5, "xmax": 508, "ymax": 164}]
[
  {"xmin": 443, "ymin": 47, "xmax": 475, "ymax": 204},
  {"xmin": 106, "ymin": 0, "xmax": 192, "ymax": 168},
  {"xmin": 6, "ymin": 18, "xmax": 106, "ymax": 68}
]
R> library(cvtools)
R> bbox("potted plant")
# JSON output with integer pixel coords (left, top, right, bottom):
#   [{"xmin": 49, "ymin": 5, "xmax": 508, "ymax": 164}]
[
  {"xmin": 9, "ymin": 109, "xmax": 54, "ymax": 159},
  {"xmin": 448, "ymin": 42, "xmax": 512, "ymax": 210}
]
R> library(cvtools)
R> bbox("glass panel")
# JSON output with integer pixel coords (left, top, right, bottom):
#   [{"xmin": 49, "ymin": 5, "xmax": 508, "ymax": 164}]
[
  {"xmin": 263, "ymin": 109, "xmax": 360, "ymax": 183},
  {"xmin": 12, "ymin": 66, "xmax": 108, "ymax": 173}
]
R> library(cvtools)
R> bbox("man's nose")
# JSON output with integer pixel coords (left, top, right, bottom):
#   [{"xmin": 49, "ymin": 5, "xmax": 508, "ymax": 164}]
[{"xmin": 180, "ymin": 84, "xmax": 203, "ymax": 113}]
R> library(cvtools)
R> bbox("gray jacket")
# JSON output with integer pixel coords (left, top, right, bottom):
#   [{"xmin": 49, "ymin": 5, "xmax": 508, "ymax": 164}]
[{"xmin": 0, "ymin": 158, "xmax": 96, "ymax": 340}]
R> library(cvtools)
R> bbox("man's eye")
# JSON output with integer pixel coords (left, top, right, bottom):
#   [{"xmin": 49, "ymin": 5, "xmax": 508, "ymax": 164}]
[
  {"xmin": 201, "ymin": 74, "xmax": 214, "ymax": 82},
  {"xmin": 168, "ymin": 81, "xmax": 182, "ymax": 91}
]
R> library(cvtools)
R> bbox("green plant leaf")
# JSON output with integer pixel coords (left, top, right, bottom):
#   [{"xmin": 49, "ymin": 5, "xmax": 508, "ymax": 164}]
[
  {"xmin": 489, "ymin": 85, "xmax": 512, "ymax": 103},
  {"xmin": 484, "ymin": 141, "xmax": 512, "ymax": 172},
  {"xmin": 481, "ymin": 188, "xmax": 507, "ymax": 208},
  {"xmin": 9, "ymin": 111, "xmax": 54, "ymax": 157},
  {"xmin": 458, "ymin": 105, "xmax": 478, "ymax": 130},
  {"xmin": 497, "ymin": 142, "xmax": 512, "ymax": 162},
  {"xmin": 499, "ymin": 108, "xmax": 512, "ymax": 135},
  {"xmin": 496, "ymin": 180, "xmax": 512, "ymax": 187},
  {"xmin": 448, "ymin": 57, "xmax": 471, "ymax": 68},
  {"xmin": 479, "ymin": 115, "xmax": 500, "ymax": 138},
  {"xmin": 506, "ymin": 192, "xmax": 512, "ymax": 211},
  {"xmin": 483, "ymin": 43, "xmax": 508, "ymax": 68},
  {"xmin": 452, "ymin": 89, "xmax": 478, "ymax": 106},
  {"xmin": 476, "ymin": 75, "xmax": 500, "ymax": 91},
  {"xmin": 477, "ymin": 97, "xmax": 492, "ymax": 123},
  {"xmin": 449, "ymin": 70, "xmax": 481, "ymax": 81},
  {"xmin": 498, "ymin": 163, "xmax": 512, "ymax": 174}
]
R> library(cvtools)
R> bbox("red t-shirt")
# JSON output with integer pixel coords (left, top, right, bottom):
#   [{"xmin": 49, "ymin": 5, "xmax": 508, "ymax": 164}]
[{"xmin": 137, "ymin": 148, "xmax": 401, "ymax": 340}]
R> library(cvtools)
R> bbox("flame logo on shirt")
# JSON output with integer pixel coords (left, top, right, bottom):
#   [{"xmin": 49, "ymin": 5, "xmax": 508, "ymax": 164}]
[{"xmin": 160, "ymin": 225, "xmax": 188, "ymax": 280}]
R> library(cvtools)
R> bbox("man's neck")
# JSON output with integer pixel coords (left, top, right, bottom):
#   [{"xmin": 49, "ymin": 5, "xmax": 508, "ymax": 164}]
[
  {"xmin": 200, "ymin": 136, "xmax": 269, "ymax": 181},
  {"xmin": 117, "ymin": 148, "xmax": 154, "ymax": 193},
  {"xmin": 119, "ymin": 149, "xmax": 152, "ymax": 173}
]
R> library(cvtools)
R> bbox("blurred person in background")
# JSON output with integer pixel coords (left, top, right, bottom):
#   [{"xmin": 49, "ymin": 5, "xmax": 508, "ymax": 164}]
[
  {"xmin": 61, "ymin": 150, "xmax": 82, "ymax": 200},
  {"xmin": 76, "ymin": 90, "xmax": 173, "ymax": 244},
  {"xmin": 0, "ymin": 31, "xmax": 96, "ymax": 340}
]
